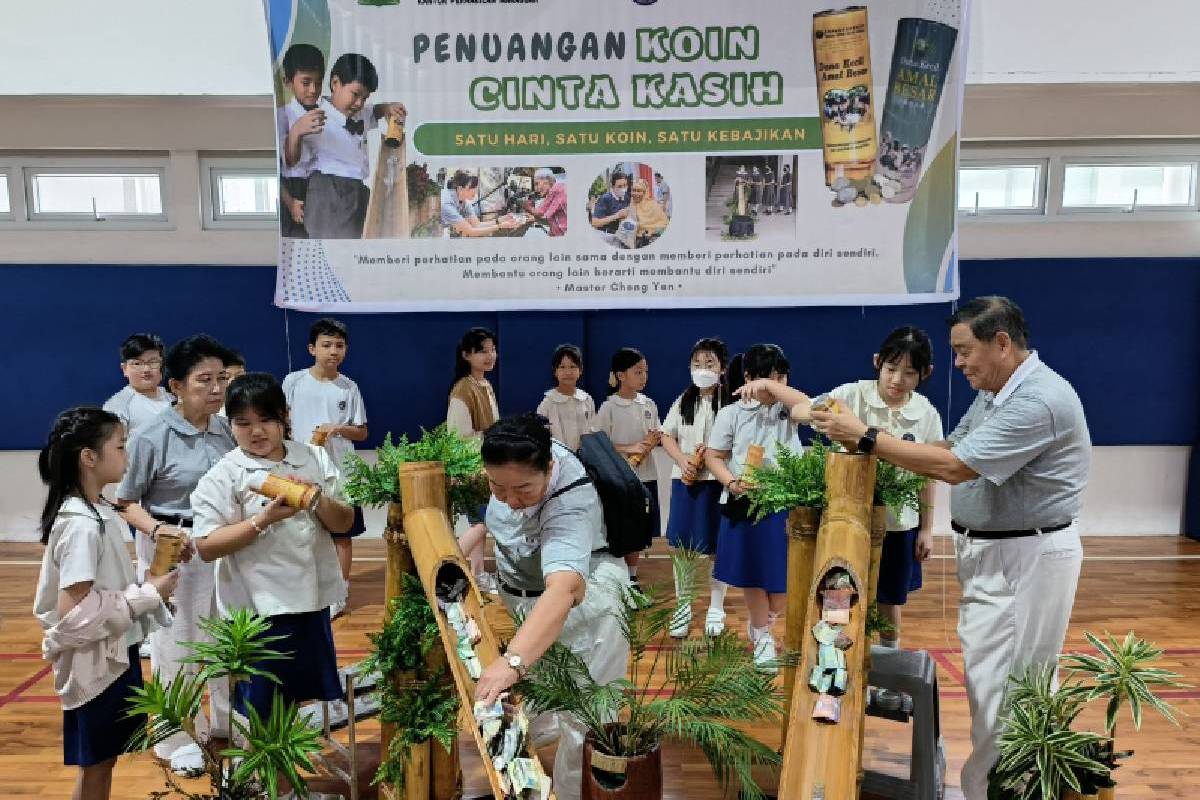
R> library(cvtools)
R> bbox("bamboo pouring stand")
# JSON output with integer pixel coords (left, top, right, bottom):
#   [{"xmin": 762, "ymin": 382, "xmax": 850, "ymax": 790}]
[
  {"xmin": 398, "ymin": 461, "xmax": 556, "ymax": 800},
  {"xmin": 381, "ymin": 477, "xmax": 461, "ymax": 800},
  {"xmin": 778, "ymin": 452, "xmax": 877, "ymax": 800},
  {"xmin": 781, "ymin": 506, "xmax": 821, "ymax": 749}
]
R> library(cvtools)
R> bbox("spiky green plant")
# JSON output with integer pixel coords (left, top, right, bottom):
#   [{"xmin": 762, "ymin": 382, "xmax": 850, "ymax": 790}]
[
  {"xmin": 517, "ymin": 550, "xmax": 796, "ymax": 800},
  {"xmin": 743, "ymin": 439, "xmax": 829, "ymax": 521},
  {"xmin": 125, "ymin": 611, "xmax": 322, "ymax": 800},
  {"xmin": 988, "ymin": 665, "xmax": 1109, "ymax": 800},
  {"xmin": 342, "ymin": 425, "xmax": 490, "ymax": 518},
  {"xmin": 1059, "ymin": 631, "xmax": 1186, "ymax": 763}
]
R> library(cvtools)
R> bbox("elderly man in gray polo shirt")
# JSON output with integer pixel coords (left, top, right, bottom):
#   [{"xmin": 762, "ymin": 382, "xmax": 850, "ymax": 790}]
[{"xmin": 812, "ymin": 296, "xmax": 1090, "ymax": 800}]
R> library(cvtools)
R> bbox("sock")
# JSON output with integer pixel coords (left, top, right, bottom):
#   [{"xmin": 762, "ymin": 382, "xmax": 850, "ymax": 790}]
[
  {"xmin": 709, "ymin": 576, "xmax": 729, "ymax": 610},
  {"xmin": 748, "ymin": 623, "xmax": 771, "ymax": 643},
  {"xmin": 628, "ymin": 564, "xmax": 639, "ymax": 578},
  {"xmin": 767, "ymin": 611, "xmax": 781, "ymax": 629}
]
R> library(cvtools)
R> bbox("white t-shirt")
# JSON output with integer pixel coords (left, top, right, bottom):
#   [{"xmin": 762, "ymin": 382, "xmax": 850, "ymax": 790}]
[
  {"xmin": 102, "ymin": 385, "xmax": 173, "ymax": 435},
  {"xmin": 281, "ymin": 369, "xmax": 367, "ymax": 471},
  {"xmin": 536, "ymin": 388, "xmax": 596, "ymax": 452},
  {"xmin": 661, "ymin": 392, "xmax": 721, "ymax": 481},
  {"xmin": 829, "ymin": 380, "xmax": 943, "ymax": 531},
  {"xmin": 595, "ymin": 393, "xmax": 661, "ymax": 483},
  {"xmin": 708, "ymin": 399, "xmax": 801, "ymax": 503},
  {"xmin": 33, "ymin": 497, "xmax": 155, "ymax": 648},
  {"xmin": 278, "ymin": 97, "xmax": 317, "ymax": 179},
  {"xmin": 303, "ymin": 96, "xmax": 376, "ymax": 181},
  {"xmin": 190, "ymin": 441, "xmax": 347, "ymax": 617}
]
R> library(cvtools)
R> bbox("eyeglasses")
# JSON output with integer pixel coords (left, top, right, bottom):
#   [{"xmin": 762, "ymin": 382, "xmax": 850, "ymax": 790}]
[{"xmin": 127, "ymin": 359, "xmax": 163, "ymax": 370}]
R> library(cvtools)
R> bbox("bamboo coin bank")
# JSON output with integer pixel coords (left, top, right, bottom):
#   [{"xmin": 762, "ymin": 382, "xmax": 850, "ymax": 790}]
[
  {"xmin": 252, "ymin": 474, "xmax": 322, "ymax": 512},
  {"xmin": 813, "ymin": 7, "xmax": 877, "ymax": 185},
  {"xmin": 148, "ymin": 530, "xmax": 184, "ymax": 577}
]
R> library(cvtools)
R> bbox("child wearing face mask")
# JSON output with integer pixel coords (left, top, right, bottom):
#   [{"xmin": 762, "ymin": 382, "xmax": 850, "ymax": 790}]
[{"xmin": 659, "ymin": 338, "xmax": 733, "ymax": 638}]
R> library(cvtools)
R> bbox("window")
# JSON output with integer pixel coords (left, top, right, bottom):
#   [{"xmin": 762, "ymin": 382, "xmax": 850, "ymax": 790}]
[
  {"xmin": 0, "ymin": 172, "xmax": 10, "ymax": 216},
  {"xmin": 200, "ymin": 156, "xmax": 278, "ymax": 228},
  {"xmin": 958, "ymin": 163, "xmax": 1044, "ymax": 214},
  {"xmin": 26, "ymin": 167, "xmax": 166, "ymax": 220},
  {"xmin": 1062, "ymin": 163, "xmax": 1195, "ymax": 210}
]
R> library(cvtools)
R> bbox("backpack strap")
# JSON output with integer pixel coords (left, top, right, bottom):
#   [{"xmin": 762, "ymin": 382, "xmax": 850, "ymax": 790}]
[{"xmin": 547, "ymin": 476, "xmax": 592, "ymax": 502}]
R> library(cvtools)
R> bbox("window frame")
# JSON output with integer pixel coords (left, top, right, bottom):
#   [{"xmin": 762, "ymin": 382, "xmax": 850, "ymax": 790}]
[
  {"xmin": 20, "ymin": 157, "xmax": 170, "ymax": 227},
  {"xmin": 1058, "ymin": 156, "xmax": 1198, "ymax": 214},
  {"xmin": 0, "ymin": 166, "xmax": 14, "ymax": 220},
  {"xmin": 199, "ymin": 153, "xmax": 279, "ymax": 230},
  {"xmin": 957, "ymin": 157, "xmax": 1049, "ymax": 217}
]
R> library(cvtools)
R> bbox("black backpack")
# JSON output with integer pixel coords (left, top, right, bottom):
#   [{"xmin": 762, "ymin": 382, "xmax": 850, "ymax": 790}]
[{"xmin": 564, "ymin": 431, "xmax": 653, "ymax": 558}]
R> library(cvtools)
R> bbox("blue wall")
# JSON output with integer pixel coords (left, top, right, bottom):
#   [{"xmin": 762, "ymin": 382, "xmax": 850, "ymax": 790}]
[{"xmin": 4, "ymin": 258, "xmax": 1197, "ymax": 450}]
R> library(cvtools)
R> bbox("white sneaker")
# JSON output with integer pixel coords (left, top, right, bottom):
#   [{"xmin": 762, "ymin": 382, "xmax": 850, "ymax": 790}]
[
  {"xmin": 138, "ymin": 639, "xmax": 152, "ymax": 660},
  {"xmin": 752, "ymin": 633, "xmax": 779, "ymax": 674},
  {"xmin": 669, "ymin": 602, "xmax": 692, "ymax": 639},
  {"xmin": 704, "ymin": 607, "xmax": 726, "ymax": 636},
  {"xmin": 475, "ymin": 571, "xmax": 500, "ymax": 595},
  {"xmin": 329, "ymin": 598, "xmax": 347, "ymax": 619},
  {"xmin": 168, "ymin": 742, "xmax": 206, "ymax": 777}
]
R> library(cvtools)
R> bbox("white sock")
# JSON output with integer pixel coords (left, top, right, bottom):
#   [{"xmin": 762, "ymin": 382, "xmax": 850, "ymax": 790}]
[
  {"xmin": 628, "ymin": 565, "xmax": 639, "ymax": 578},
  {"xmin": 748, "ymin": 623, "xmax": 771, "ymax": 643},
  {"xmin": 766, "ymin": 611, "xmax": 781, "ymax": 629},
  {"xmin": 709, "ymin": 577, "xmax": 729, "ymax": 610}
]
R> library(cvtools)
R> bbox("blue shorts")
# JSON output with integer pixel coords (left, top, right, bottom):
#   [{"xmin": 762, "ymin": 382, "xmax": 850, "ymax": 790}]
[
  {"xmin": 875, "ymin": 527, "xmax": 924, "ymax": 606},
  {"xmin": 665, "ymin": 480, "xmax": 722, "ymax": 554},
  {"xmin": 234, "ymin": 609, "xmax": 343, "ymax": 719},
  {"xmin": 63, "ymin": 644, "xmax": 145, "ymax": 766}
]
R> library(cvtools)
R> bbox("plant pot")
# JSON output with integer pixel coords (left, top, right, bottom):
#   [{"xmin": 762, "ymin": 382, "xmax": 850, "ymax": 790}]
[
  {"xmin": 1064, "ymin": 791, "xmax": 1099, "ymax": 800},
  {"xmin": 582, "ymin": 728, "xmax": 662, "ymax": 799}
]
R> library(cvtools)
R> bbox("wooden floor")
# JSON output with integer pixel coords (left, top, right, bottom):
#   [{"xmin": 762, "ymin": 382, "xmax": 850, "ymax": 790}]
[{"xmin": 2, "ymin": 535, "xmax": 1199, "ymax": 799}]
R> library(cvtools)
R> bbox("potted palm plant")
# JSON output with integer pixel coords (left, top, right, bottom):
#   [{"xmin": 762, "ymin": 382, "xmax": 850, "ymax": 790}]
[
  {"xmin": 125, "ymin": 609, "xmax": 324, "ymax": 799},
  {"xmin": 517, "ymin": 551, "xmax": 796, "ymax": 800},
  {"xmin": 988, "ymin": 631, "xmax": 1185, "ymax": 800}
]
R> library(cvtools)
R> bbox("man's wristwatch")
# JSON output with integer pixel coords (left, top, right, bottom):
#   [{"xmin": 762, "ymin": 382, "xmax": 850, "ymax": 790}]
[
  {"xmin": 857, "ymin": 426, "xmax": 881, "ymax": 455},
  {"xmin": 504, "ymin": 651, "xmax": 528, "ymax": 679}
]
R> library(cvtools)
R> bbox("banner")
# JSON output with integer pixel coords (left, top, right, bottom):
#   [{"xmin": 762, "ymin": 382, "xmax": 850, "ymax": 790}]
[{"xmin": 266, "ymin": 0, "xmax": 965, "ymax": 312}]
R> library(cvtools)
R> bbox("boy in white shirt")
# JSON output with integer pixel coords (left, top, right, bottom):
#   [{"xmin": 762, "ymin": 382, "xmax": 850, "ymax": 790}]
[
  {"xmin": 281, "ymin": 318, "xmax": 367, "ymax": 618},
  {"xmin": 277, "ymin": 43, "xmax": 326, "ymax": 239},
  {"xmin": 102, "ymin": 333, "xmax": 173, "ymax": 434},
  {"xmin": 296, "ymin": 52, "xmax": 406, "ymax": 239}
]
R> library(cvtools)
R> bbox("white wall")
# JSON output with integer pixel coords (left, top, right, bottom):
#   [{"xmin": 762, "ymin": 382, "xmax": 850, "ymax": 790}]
[{"xmin": 3, "ymin": 0, "xmax": 1200, "ymax": 96}]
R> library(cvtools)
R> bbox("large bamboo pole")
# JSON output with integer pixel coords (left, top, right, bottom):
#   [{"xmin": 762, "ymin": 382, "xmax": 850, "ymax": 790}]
[
  {"xmin": 399, "ymin": 462, "xmax": 555, "ymax": 800},
  {"xmin": 778, "ymin": 452, "xmax": 877, "ymax": 800},
  {"xmin": 781, "ymin": 505, "xmax": 821, "ymax": 749},
  {"xmin": 363, "ymin": 122, "xmax": 410, "ymax": 238}
]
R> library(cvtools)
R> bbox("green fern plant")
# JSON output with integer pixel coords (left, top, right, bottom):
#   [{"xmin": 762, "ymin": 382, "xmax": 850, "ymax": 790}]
[
  {"xmin": 342, "ymin": 425, "xmax": 490, "ymax": 518},
  {"xmin": 873, "ymin": 457, "xmax": 927, "ymax": 521},
  {"xmin": 362, "ymin": 573, "xmax": 441, "ymax": 676},
  {"xmin": 517, "ymin": 550, "xmax": 795, "ymax": 800},
  {"xmin": 125, "ymin": 611, "xmax": 322, "ymax": 800},
  {"xmin": 743, "ymin": 439, "xmax": 830, "ymax": 521}
]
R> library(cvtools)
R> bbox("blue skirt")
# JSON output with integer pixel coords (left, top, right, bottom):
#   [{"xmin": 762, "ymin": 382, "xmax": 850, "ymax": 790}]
[
  {"xmin": 665, "ymin": 480, "xmax": 722, "ymax": 554},
  {"xmin": 63, "ymin": 644, "xmax": 145, "ymax": 766},
  {"xmin": 646, "ymin": 481, "xmax": 662, "ymax": 538},
  {"xmin": 713, "ymin": 509, "xmax": 789, "ymax": 593},
  {"xmin": 234, "ymin": 609, "xmax": 343, "ymax": 719},
  {"xmin": 876, "ymin": 527, "xmax": 924, "ymax": 605}
]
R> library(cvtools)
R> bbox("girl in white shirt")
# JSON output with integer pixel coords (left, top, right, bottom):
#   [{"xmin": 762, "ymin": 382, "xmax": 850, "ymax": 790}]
[
  {"xmin": 826, "ymin": 326, "xmax": 942, "ymax": 647},
  {"xmin": 705, "ymin": 345, "xmax": 805, "ymax": 669},
  {"xmin": 595, "ymin": 347, "xmax": 661, "ymax": 585},
  {"xmin": 535, "ymin": 344, "xmax": 596, "ymax": 451},
  {"xmin": 659, "ymin": 337, "xmax": 732, "ymax": 638},
  {"xmin": 190, "ymin": 374, "xmax": 353, "ymax": 726},
  {"xmin": 33, "ymin": 407, "xmax": 177, "ymax": 800}
]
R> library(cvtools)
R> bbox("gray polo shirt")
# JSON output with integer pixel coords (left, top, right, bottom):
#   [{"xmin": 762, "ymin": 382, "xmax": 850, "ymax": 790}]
[
  {"xmin": 949, "ymin": 353, "xmax": 1091, "ymax": 530},
  {"xmin": 117, "ymin": 407, "xmax": 237, "ymax": 520},
  {"xmin": 484, "ymin": 442, "xmax": 607, "ymax": 592}
]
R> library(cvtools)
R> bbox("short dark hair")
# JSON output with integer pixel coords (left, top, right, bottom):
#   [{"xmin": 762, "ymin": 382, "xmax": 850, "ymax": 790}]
[
  {"xmin": 309, "ymin": 318, "xmax": 349, "ymax": 346},
  {"xmin": 163, "ymin": 334, "xmax": 230, "ymax": 384},
  {"xmin": 448, "ymin": 171, "xmax": 479, "ymax": 191},
  {"xmin": 551, "ymin": 344, "xmax": 583, "ymax": 377},
  {"xmin": 223, "ymin": 349, "xmax": 246, "ymax": 369},
  {"xmin": 329, "ymin": 53, "xmax": 378, "ymax": 94},
  {"xmin": 282, "ymin": 43, "xmax": 325, "ymax": 81},
  {"xmin": 608, "ymin": 346, "xmax": 645, "ymax": 395},
  {"xmin": 609, "ymin": 171, "xmax": 628, "ymax": 187},
  {"xmin": 120, "ymin": 333, "xmax": 164, "ymax": 362},
  {"xmin": 948, "ymin": 296, "xmax": 1030, "ymax": 349},
  {"xmin": 225, "ymin": 373, "xmax": 290, "ymax": 437},
  {"xmin": 877, "ymin": 326, "xmax": 933, "ymax": 384},
  {"xmin": 728, "ymin": 344, "xmax": 789, "ymax": 394},
  {"xmin": 481, "ymin": 413, "xmax": 553, "ymax": 473},
  {"xmin": 452, "ymin": 326, "xmax": 497, "ymax": 392}
]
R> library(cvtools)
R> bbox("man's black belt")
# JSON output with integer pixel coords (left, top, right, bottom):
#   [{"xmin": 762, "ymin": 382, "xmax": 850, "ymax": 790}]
[
  {"xmin": 951, "ymin": 520, "xmax": 1071, "ymax": 539},
  {"xmin": 151, "ymin": 513, "xmax": 193, "ymax": 528}
]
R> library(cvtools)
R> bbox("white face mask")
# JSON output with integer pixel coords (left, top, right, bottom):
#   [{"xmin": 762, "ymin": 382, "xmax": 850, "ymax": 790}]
[
  {"xmin": 691, "ymin": 368, "xmax": 720, "ymax": 389},
  {"xmin": 612, "ymin": 187, "xmax": 626, "ymax": 199}
]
